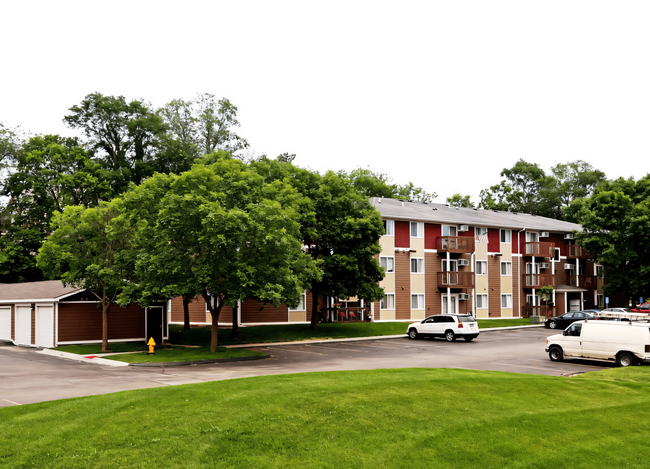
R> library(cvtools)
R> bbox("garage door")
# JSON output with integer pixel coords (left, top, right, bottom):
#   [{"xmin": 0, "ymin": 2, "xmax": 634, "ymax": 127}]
[
  {"xmin": 0, "ymin": 306, "xmax": 11, "ymax": 341},
  {"xmin": 15, "ymin": 305, "xmax": 32, "ymax": 346},
  {"xmin": 36, "ymin": 304, "xmax": 55, "ymax": 348}
]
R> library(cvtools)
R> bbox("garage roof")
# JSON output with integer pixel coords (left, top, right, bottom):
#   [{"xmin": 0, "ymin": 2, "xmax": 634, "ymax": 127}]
[
  {"xmin": 370, "ymin": 197, "xmax": 583, "ymax": 233},
  {"xmin": 0, "ymin": 280, "xmax": 84, "ymax": 302}
]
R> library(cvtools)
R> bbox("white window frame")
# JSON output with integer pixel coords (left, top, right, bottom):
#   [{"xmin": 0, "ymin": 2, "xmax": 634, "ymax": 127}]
[
  {"xmin": 526, "ymin": 232, "xmax": 539, "ymax": 243},
  {"xmin": 381, "ymin": 294, "xmax": 395, "ymax": 310},
  {"xmin": 554, "ymin": 248, "xmax": 561, "ymax": 262},
  {"xmin": 441, "ymin": 294, "xmax": 458, "ymax": 314},
  {"xmin": 500, "ymin": 229, "xmax": 511, "ymax": 244},
  {"xmin": 384, "ymin": 220, "xmax": 394, "ymax": 236},
  {"xmin": 441, "ymin": 225, "xmax": 458, "ymax": 237},
  {"xmin": 475, "ymin": 227, "xmax": 488, "ymax": 236},
  {"xmin": 441, "ymin": 259, "xmax": 458, "ymax": 272},
  {"xmin": 476, "ymin": 261, "xmax": 488, "ymax": 275},
  {"xmin": 410, "ymin": 222, "xmax": 424, "ymax": 238},
  {"xmin": 410, "ymin": 257, "xmax": 424, "ymax": 274},
  {"xmin": 289, "ymin": 291, "xmax": 307, "ymax": 311},
  {"xmin": 501, "ymin": 261, "xmax": 512, "ymax": 276},
  {"xmin": 596, "ymin": 265, "xmax": 603, "ymax": 279},
  {"xmin": 501, "ymin": 294, "xmax": 513, "ymax": 308},
  {"xmin": 476, "ymin": 294, "xmax": 488, "ymax": 309},
  {"xmin": 411, "ymin": 294, "xmax": 425, "ymax": 309},
  {"xmin": 526, "ymin": 294, "xmax": 540, "ymax": 306},
  {"xmin": 380, "ymin": 256, "xmax": 395, "ymax": 273}
]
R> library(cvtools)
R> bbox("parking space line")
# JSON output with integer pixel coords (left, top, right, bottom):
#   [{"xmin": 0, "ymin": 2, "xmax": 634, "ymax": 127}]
[
  {"xmin": 264, "ymin": 347, "xmax": 325, "ymax": 355},
  {"xmin": 305, "ymin": 344, "xmax": 371, "ymax": 353},
  {"xmin": 3, "ymin": 399, "xmax": 20, "ymax": 405}
]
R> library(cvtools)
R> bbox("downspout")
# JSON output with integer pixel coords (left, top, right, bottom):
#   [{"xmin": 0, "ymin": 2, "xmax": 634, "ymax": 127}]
[{"xmin": 518, "ymin": 228, "xmax": 525, "ymax": 318}]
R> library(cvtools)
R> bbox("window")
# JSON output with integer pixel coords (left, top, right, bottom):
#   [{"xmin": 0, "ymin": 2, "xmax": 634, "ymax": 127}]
[
  {"xmin": 501, "ymin": 294, "xmax": 513, "ymax": 308},
  {"xmin": 441, "ymin": 295, "xmax": 457, "ymax": 314},
  {"xmin": 500, "ymin": 229, "xmax": 511, "ymax": 243},
  {"xmin": 476, "ymin": 227, "xmax": 487, "ymax": 236},
  {"xmin": 597, "ymin": 294, "xmax": 604, "ymax": 308},
  {"xmin": 442, "ymin": 259, "xmax": 458, "ymax": 272},
  {"xmin": 526, "ymin": 263, "xmax": 539, "ymax": 274},
  {"xmin": 476, "ymin": 261, "xmax": 488, "ymax": 275},
  {"xmin": 410, "ymin": 222, "xmax": 423, "ymax": 238},
  {"xmin": 380, "ymin": 256, "xmax": 395, "ymax": 273},
  {"xmin": 526, "ymin": 294, "xmax": 540, "ymax": 306},
  {"xmin": 476, "ymin": 294, "xmax": 488, "ymax": 309},
  {"xmin": 411, "ymin": 294, "xmax": 424, "ymax": 309},
  {"xmin": 554, "ymin": 248, "xmax": 561, "ymax": 262},
  {"xmin": 526, "ymin": 232, "xmax": 539, "ymax": 242},
  {"xmin": 289, "ymin": 291, "xmax": 306, "ymax": 311},
  {"xmin": 442, "ymin": 225, "xmax": 457, "ymax": 237},
  {"xmin": 381, "ymin": 294, "xmax": 395, "ymax": 310},
  {"xmin": 596, "ymin": 265, "xmax": 603, "ymax": 278},
  {"xmin": 501, "ymin": 262, "xmax": 512, "ymax": 276},
  {"xmin": 383, "ymin": 220, "xmax": 394, "ymax": 236},
  {"xmin": 410, "ymin": 258, "xmax": 424, "ymax": 273}
]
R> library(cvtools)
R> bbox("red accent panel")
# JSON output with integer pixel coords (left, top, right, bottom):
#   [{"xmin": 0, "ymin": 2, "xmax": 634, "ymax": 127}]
[
  {"xmin": 487, "ymin": 229, "xmax": 500, "ymax": 252},
  {"xmin": 425, "ymin": 223, "xmax": 440, "ymax": 250},
  {"xmin": 459, "ymin": 227, "xmax": 475, "ymax": 237},
  {"xmin": 395, "ymin": 221, "xmax": 410, "ymax": 248},
  {"xmin": 551, "ymin": 234, "xmax": 567, "ymax": 257},
  {"xmin": 512, "ymin": 231, "xmax": 520, "ymax": 254}
]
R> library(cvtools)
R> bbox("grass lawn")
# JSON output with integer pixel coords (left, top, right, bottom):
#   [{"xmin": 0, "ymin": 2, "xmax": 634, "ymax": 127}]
[
  {"xmin": 2, "ymin": 367, "xmax": 650, "ymax": 468},
  {"xmin": 171, "ymin": 318, "xmax": 533, "ymax": 346},
  {"xmin": 104, "ymin": 345, "xmax": 267, "ymax": 364}
]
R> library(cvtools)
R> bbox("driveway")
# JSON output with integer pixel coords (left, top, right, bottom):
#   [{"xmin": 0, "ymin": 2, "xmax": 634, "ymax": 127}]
[{"xmin": 0, "ymin": 328, "xmax": 613, "ymax": 407}]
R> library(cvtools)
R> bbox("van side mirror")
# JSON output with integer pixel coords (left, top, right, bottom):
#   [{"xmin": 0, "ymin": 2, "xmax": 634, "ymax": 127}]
[{"xmin": 562, "ymin": 331, "xmax": 568, "ymax": 336}]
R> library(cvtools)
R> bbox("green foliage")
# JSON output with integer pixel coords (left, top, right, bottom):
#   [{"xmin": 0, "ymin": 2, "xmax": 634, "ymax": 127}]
[
  {"xmin": 479, "ymin": 159, "xmax": 606, "ymax": 220},
  {"xmin": 337, "ymin": 167, "xmax": 437, "ymax": 202},
  {"xmin": 3, "ymin": 368, "xmax": 650, "ymax": 467},
  {"xmin": 446, "ymin": 193, "xmax": 475, "ymax": 208},
  {"xmin": 539, "ymin": 285, "xmax": 554, "ymax": 304},
  {"xmin": 574, "ymin": 175, "xmax": 650, "ymax": 301}
]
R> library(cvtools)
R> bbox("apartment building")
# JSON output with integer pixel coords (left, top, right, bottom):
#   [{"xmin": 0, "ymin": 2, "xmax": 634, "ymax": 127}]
[{"xmin": 370, "ymin": 197, "xmax": 604, "ymax": 320}]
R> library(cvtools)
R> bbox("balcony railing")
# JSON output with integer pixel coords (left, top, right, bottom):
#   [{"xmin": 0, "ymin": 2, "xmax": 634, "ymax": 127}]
[
  {"xmin": 568, "ymin": 275, "xmax": 597, "ymax": 289},
  {"xmin": 524, "ymin": 242, "xmax": 555, "ymax": 257},
  {"xmin": 522, "ymin": 274, "xmax": 555, "ymax": 288},
  {"xmin": 438, "ymin": 271, "xmax": 475, "ymax": 288},
  {"xmin": 437, "ymin": 236, "xmax": 475, "ymax": 254},
  {"xmin": 567, "ymin": 245, "xmax": 591, "ymax": 259}
]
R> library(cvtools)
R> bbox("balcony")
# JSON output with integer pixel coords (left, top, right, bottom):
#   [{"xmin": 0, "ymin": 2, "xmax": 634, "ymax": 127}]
[
  {"xmin": 437, "ymin": 236, "xmax": 475, "ymax": 254},
  {"xmin": 567, "ymin": 245, "xmax": 591, "ymax": 259},
  {"xmin": 523, "ymin": 242, "xmax": 555, "ymax": 258},
  {"xmin": 568, "ymin": 275, "xmax": 597, "ymax": 289},
  {"xmin": 438, "ymin": 271, "xmax": 475, "ymax": 288},
  {"xmin": 521, "ymin": 274, "xmax": 555, "ymax": 288}
]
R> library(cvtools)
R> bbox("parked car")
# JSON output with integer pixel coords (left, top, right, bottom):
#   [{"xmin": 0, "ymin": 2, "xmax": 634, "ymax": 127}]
[
  {"xmin": 631, "ymin": 303, "xmax": 650, "ymax": 313},
  {"xmin": 602, "ymin": 307, "xmax": 634, "ymax": 313},
  {"xmin": 545, "ymin": 311, "xmax": 596, "ymax": 329},
  {"xmin": 407, "ymin": 314, "xmax": 479, "ymax": 342},
  {"xmin": 546, "ymin": 320, "xmax": 650, "ymax": 367}
]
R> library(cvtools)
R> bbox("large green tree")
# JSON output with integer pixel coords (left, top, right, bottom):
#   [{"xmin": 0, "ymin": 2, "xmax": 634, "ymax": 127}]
[
  {"xmin": 573, "ymin": 175, "xmax": 650, "ymax": 303},
  {"xmin": 252, "ymin": 158, "xmax": 385, "ymax": 330},
  {"xmin": 121, "ymin": 153, "xmax": 317, "ymax": 351},
  {"xmin": 37, "ymin": 200, "xmax": 140, "ymax": 351},
  {"xmin": 337, "ymin": 167, "xmax": 437, "ymax": 202}
]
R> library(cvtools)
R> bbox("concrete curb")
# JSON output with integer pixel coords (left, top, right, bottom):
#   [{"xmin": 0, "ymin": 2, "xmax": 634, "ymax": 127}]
[
  {"xmin": 37, "ymin": 348, "xmax": 130, "ymax": 367},
  {"xmin": 127, "ymin": 354, "xmax": 271, "ymax": 367},
  {"xmin": 223, "ymin": 324, "xmax": 544, "ymax": 348}
]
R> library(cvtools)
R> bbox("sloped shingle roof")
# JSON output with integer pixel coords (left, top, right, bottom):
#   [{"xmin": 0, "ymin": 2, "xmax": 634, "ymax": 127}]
[
  {"xmin": 0, "ymin": 280, "xmax": 83, "ymax": 302},
  {"xmin": 370, "ymin": 198, "xmax": 582, "ymax": 233}
]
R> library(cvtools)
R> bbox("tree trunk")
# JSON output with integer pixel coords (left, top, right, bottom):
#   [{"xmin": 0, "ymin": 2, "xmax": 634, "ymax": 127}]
[
  {"xmin": 101, "ymin": 292, "xmax": 110, "ymax": 352},
  {"xmin": 203, "ymin": 292, "xmax": 223, "ymax": 352},
  {"xmin": 231, "ymin": 302, "xmax": 239, "ymax": 339},
  {"xmin": 309, "ymin": 287, "xmax": 320, "ymax": 331},
  {"xmin": 183, "ymin": 296, "xmax": 191, "ymax": 330}
]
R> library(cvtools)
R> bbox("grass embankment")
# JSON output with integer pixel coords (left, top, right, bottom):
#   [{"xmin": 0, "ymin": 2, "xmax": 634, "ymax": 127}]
[
  {"xmin": 170, "ymin": 318, "xmax": 532, "ymax": 346},
  {"xmin": 2, "ymin": 367, "xmax": 650, "ymax": 467}
]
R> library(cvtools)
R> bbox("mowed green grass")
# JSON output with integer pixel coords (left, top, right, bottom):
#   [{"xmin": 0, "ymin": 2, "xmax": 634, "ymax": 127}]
[
  {"xmin": 2, "ymin": 367, "xmax": 650, "ymax": 468},
  {"xmin": 171, "ymin": 318, "xmax": 533, "ymax": 346}
]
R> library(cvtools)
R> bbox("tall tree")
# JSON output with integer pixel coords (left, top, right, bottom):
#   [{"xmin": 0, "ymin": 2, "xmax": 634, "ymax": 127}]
[
  {"xmin": 446, "ymin": 193, "xmax": 475, "ymax": 208},
  {"xmin": 37, "ymin": 200, "xmax": 140, "ymax": 351},
  {"xmin": 337, "ymin": 167, "xmax": 437, "ymax": 202},
  {"xmin": 195, "ymin": 94, "xmax": 249, "ymax": 156},
  {"xmin": 573, "ymin": 175, "xmax": 650, "ymax": 303},
  {"xmin": 121, "ymin": 153, "xmax": 316, "ymax": 351},
  {"xmin": 479, "ymin": 159, "xmax": 545, "ymax": 214},
  {"xmin": 252, "ymin": 158, "xmax": 385, "ymax": 330}
]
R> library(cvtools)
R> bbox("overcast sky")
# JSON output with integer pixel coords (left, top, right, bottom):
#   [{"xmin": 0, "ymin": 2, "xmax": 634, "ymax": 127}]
[{"xmin": 2, "ymin": 1, "xmax": 649, "ymax": 203}]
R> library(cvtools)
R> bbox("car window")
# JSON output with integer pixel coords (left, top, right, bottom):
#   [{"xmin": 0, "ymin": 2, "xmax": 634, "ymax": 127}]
[
  {"xmin": 575, "ymin": 312, "xmax": 586, "ymax": 318},
  {"xmin": 447, "ymin": 316, "xmax": 456, "ymax": 323},
  {"xmin": 564, "ymin": 313, "xmax": 574, "ymax": 318},
  {"xmin": 423, "ymin": 317, "xmax": 435, "ymax": 323},
  {"xmin": 567, "ymin": 323, "xmax": 582, "ymax": 336},
  {"xmin": 433, "ymin": 316, "xmax": 444, "ymax": 323},
  {"xmin": 458, "ymin": 316, "xmax": 476, "ymax": 323},
  {"xmin": 641, "ymin": 304, "xmax": 649, "ymax": 311}
]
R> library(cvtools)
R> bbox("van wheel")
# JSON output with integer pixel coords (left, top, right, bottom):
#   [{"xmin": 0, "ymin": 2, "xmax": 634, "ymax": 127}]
[
  {"xmin": 408, "ymin": 328, "xmax": 418, "ymax": 340},
  {"xmin": 549, "ymin": 346, "xmax": 563, "ymax": 362},
  {"xmin": 445, "ymin": 330, "xmax": 455, "ymax": 342},
  {"xmin": 617, "ymin": 353, "xmax": 634, "ymax": 367}
]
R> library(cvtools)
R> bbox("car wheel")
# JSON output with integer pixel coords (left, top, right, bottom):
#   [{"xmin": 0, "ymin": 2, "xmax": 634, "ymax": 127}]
[
  {"xmin": 548, "ymin": 321, "xmax": 557, "ymax": 329},
  {"xmin": 617, "ymin": 352, "xmax": 634, "ymax": 367},
  {"xmin": 408, "ymin": 328, "xmax": 418, "ymax": 340},
  {"xmin": 445, "ymin": 330, "xmax": 455, "ymax": 342},
  {"xmin": 549, "ymin": 346, "xmax": 563, "ymax": 362},
  {"xmin": 463, "ymin": 336, "xmax": 473, "ymax": 342}
]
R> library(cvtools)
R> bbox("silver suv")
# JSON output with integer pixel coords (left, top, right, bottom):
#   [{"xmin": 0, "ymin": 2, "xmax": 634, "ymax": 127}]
[{"xmin": 407, "ymin": 314, "xmax": 479, "ymax": 342}]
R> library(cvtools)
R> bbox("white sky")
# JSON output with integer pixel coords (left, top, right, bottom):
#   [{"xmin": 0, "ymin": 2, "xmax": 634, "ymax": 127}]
[{"xmin": 2, "ymin": 1, "xmax": 649, "ymax": 204}]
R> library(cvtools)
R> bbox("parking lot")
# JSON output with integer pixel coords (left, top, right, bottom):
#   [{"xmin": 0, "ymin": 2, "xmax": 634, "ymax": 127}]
[{"xmin": 0, "ymin": 327, "xmax": 615, "ymax": 407}]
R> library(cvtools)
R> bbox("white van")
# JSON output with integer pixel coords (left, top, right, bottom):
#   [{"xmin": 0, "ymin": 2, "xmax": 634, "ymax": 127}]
[{"xmin": 545, "ymin": 320, "xmax": 650, "ymax": 367}]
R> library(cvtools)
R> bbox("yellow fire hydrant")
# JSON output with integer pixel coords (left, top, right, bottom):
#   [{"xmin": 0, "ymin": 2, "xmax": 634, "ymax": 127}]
[{"xmin": 147, "ymin": 337, "xmax": 156, "ymax": 355}]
